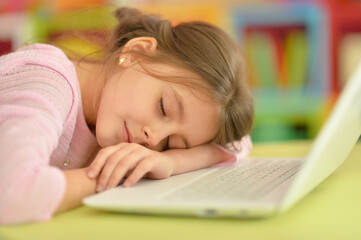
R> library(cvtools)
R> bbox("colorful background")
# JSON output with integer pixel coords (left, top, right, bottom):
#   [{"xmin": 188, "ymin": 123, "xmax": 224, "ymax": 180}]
[{"xmin": 1, "ymin": 0, "xmax": 360, "ymax": 143}]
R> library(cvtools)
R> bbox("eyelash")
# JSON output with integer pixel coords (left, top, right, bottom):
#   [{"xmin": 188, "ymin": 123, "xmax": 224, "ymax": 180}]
[
  {"xmin": 165, "ymin": 136, "xmax": 170, "ymax": 150},
  {"xmin": 159, "ymin": 98, "xmax": 166, "ymax": 116},
  {"xmin": 159, "ymin": 98, "xmax": 170, "ymax": 150}
]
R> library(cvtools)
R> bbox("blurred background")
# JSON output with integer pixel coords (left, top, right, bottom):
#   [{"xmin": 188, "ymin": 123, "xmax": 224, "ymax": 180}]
[{"xmin": 0, "ymin": 0, "xmax": 360, "ymax": 143}]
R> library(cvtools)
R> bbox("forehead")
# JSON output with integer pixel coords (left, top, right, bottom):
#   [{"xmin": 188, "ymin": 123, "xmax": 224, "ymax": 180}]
[
  {"xmin": 141, "ymin": 61, "xmax": 214, "ymax": 104},
  {"xmin": 140, "ymin": 61, "xmax": 204, "ymax": 83}
]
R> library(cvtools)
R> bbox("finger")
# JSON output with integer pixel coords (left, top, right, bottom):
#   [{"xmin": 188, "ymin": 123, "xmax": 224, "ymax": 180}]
[
  {"xmin": 105, "ymin": 162, "xmax": 132, "ymax": 190},
  {"xmin": 97, "ymin": 149, "xmax": 131, "ymax": 192},
  {"xmin": 123, "ymin": 158, "xmax": 153, "ymax": 187},
  {"xmin": 87, "ymin": 144, "xmax": 123, "ymax": 179},
  {"xmin": 105, "ymin": 151, "xmax": 146, "ymax": 190},
  {"xmin": 124, "ymin": 169, "xmax": 132, "ymax": 177}
]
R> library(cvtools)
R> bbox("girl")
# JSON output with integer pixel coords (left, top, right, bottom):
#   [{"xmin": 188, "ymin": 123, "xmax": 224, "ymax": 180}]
[{"xmin": 0, "ymin": 7, "xmax": 253, "ymax": 224}]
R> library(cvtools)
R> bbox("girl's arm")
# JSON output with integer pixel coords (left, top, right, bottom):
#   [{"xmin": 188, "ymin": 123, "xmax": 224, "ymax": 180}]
[
  {"xmin": 55, "ymin": 145, "xmax": 226, "ymax": 213},
  {"xmin": 0, "ymin": 48, "xmax": 77, "ymax": 224},
  {"xmin": 87, "ymin": 136, "xmax": 251, "ymax": 190},
  {"xmin": 163, "ymin": 143, "xmax": 235, "ymax": 176},
  {"xmin": 148, "ymin": 134, "xmax": 252, "ymax": 178},
  {"xmin": 56, "ymin": 137, "xmax": 251, "ymax": 212},
  {"xmin": 0, "ymin": 91, "xmax": 69, "ymax": 224},
  {"xmin": 55, "ymin": 168, "xmax": 97, "ymax": 214}
]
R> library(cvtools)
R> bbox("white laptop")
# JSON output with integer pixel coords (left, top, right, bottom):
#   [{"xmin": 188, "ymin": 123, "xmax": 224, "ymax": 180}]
[{"xmin": 83, "ymin": 62, "xmax": 361, "ymax": 218}]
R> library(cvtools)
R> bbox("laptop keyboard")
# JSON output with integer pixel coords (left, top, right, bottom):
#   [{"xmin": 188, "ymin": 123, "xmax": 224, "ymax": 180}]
[{"xmin": 161, "ymin": 158, "xmax": 303, "ymax": 203}]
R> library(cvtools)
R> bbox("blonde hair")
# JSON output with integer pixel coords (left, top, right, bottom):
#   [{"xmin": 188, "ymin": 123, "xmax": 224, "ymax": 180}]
[{"xmin": 78, "ymin": 7, "xmax": 254, "ymax": 151}]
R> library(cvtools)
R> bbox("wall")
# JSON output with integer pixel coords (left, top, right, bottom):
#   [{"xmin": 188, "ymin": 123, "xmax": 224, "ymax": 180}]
[{"xmin": 1, "ymin": 0, "xmax": 360, "ymax": 142}]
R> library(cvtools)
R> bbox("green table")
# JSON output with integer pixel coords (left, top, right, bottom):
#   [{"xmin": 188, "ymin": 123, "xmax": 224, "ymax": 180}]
[{"xmin": 1, "ymin": 141, "xmax": 360, "ymax": 240}]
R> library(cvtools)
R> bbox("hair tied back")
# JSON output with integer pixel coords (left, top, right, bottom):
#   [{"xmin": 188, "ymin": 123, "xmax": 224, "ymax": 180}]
[{"xmin": 114, "ymin": 7, "xmax": 142, "ymax": 22}]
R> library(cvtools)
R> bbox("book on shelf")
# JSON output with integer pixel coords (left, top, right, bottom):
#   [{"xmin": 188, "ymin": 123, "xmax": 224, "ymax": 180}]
[
  {"xmin": 244, "ymin": 26, "xmax": 309, "ymax": 91},
  {"xmin": 245, "ymin": 31, "xmax": 277, "ymax": 89},
  {"xmin": 284, "ymin": 29, "xmax": 308, "ymax": 89}
]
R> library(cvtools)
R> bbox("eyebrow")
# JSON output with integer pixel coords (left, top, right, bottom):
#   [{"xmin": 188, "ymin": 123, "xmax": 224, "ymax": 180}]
[{"xmin": 170, "ymin": 88, "xmax": 189, "ymax": 149}]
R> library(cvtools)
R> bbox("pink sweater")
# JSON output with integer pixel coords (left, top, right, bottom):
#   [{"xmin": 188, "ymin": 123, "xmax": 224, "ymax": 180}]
[{"xmin": 0, "ymin": 44, "xmax": 252, "ymax": 224}]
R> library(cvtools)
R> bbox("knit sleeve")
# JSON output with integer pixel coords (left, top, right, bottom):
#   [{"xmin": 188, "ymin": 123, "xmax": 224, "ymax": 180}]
[
  {"xmin": 0, "ymin": 65, "xmax": 74, "ymax": 224},
  {"xmin": 213, "ymin": 135, "xmax": 253, "ymax": 165}
]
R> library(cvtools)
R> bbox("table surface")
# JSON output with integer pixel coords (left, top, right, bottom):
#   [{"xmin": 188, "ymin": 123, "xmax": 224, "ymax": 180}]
[{"xmin": 1, "ymin": 140, "xmax": 360, "ymax": 240}]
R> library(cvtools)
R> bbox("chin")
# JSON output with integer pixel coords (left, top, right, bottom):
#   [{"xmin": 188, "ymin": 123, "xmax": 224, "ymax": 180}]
[
  {"xmin": 98, "ymin": 135, "xmax": 123, "ymax": 148},
  {"xmin": 96, "ymin": 135, "xmax": 111, "ymax": 148}
]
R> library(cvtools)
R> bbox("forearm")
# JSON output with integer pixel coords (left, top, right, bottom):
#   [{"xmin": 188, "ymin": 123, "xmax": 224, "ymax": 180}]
[
  {"xmin": 55, "ymin": 168, "xmax": 97, "ymax": 214},
  {"xmin": 164, "ymin": 143, "xmax": 234, "ymax": 176}
]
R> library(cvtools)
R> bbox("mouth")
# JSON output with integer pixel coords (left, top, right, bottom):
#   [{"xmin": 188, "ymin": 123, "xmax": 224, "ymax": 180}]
[{"xmin": 123, "ymin": 122, "xmax": 133, "ymax": 143}]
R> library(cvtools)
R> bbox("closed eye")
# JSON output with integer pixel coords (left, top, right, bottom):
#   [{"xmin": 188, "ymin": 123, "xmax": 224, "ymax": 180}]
[
  {"xmin": 159, "ymin": 98, "xmax": 169, "ymax": 150},
  {"xmin": 165, "ymin": 136, "xmax": 170, "ymax": 150},
  {"xmin": 159, "ymin": 98, "xmax": 166, "ymax": 116}
]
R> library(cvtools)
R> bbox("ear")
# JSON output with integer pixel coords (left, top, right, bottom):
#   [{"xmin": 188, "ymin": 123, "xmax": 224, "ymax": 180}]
[{"xmin": 119, "ymin": 37, "xmax": 158, "ymax": 66}]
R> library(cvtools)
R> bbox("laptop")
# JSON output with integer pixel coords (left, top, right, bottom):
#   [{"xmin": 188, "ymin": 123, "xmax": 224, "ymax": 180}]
[{"xmin": 83, "ymin": 62, "xmax": 361, "ymax": 218}]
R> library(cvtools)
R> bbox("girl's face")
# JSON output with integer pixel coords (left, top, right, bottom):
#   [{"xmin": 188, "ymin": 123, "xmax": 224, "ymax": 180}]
[{"xmin": 95, "ymin": 62, "xmax": 219, "ymax": 151}]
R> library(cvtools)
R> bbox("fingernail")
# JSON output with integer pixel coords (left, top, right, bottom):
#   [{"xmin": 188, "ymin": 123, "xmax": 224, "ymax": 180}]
[
  {"xmin": 123, "ymin": 181, "xmax": 131, "ymax": 188},
  {"xmin": 87, "ymin": 170, "xmax": 94, "ymax": 178},
  {"xmin": 96, "ymin": 185, "xmax": 103, "ymax": 192}
]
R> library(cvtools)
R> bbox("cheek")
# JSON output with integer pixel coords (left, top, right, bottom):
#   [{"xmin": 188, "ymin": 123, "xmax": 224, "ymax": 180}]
[
  {"xmin": 124, "ymin": 95, "xmax": 153, "ymax": 117},
  {"xmin": 95, "ymin": 119, "xmax": 113, "ymax": 147},
  {"xmin": 95, "ymin": 104, "xmax": 121, "ymax": 147}
]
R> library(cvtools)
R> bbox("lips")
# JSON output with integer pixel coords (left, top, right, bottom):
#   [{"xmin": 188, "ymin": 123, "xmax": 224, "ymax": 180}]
[{"xmin": 123, "ymin": 122, "xmax": 133, "ymax": 143}]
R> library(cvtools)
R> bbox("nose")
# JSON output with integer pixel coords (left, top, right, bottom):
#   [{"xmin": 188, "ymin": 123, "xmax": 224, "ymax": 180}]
[{"xmin": 141, "ymin": 125, "xmax": 167, "ymax": 149}]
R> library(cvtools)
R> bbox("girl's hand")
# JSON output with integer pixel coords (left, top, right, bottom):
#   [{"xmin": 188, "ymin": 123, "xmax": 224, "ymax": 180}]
[{"xmin": 86, "ymin": 143, "xmax": 174, "ymax": 192}]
